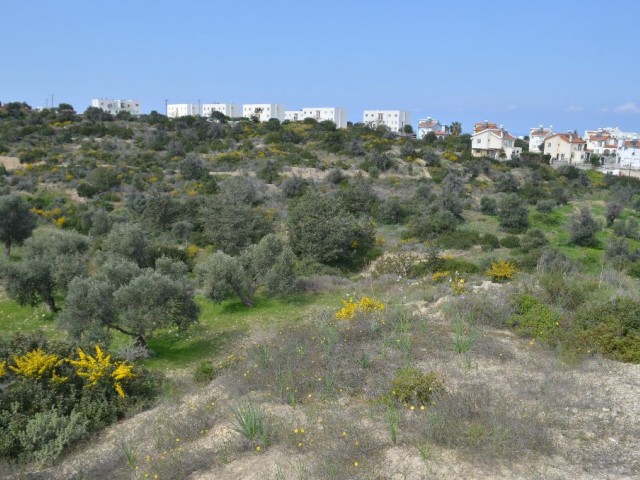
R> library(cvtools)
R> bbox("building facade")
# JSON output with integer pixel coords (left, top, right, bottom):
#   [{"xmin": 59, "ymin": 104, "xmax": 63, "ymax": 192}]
[
  {"xmin": 584, "ymin": 130, "xmax": 619, "ymax": 157},
  {"xmin": 242, "ymin": 104, "xmax": 285, "ymax": 122},
  {"xmin": 91, "ymin": 98, "xmax": 141, "ymax": 116},
  {"xmin": 617, "ymin": 139, "xmax": 640, "ymax": 167},
  {"xmin": 471, "ymin": 122, "xmax": 520, "ymax": 159},
  {"xmin": 363, "ymin": 110, "xmax": 410, "ymax": 132},
  {"xmin": 544, "ymin": 132, "xmax": 587, "ymax": 164},
  {"xmin": 202, "ymin": 103, "xmax": 241, "ymax": 118},
  {"xmin": 529, "ymin": 125, "xmax": 553, "ymax": 153},
  {"xmin": 417, "ymin": 117, "xmax": 448, "ymax": 139},
  {"xmin": 167, "ymin": 103, "xmax": 199, "ymax": 118}
]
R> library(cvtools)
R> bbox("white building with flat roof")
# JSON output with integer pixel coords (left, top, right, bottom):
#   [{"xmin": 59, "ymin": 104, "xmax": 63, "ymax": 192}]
[
  {"xmin": 242, "ymin": 104, "xmax": 285, "ymax": 122},
  {"xmin": 91, "ymin": 98, "xmax": 141, "ymax": 116},
  {"xmin": 617, "ymin": 139, "xmax": 640, "ymax": 167},
  {"xmin": 363, "ymin": 110, "xmax": 410, "ymax": 132},
  {"xmin": 202, "ymin": 103, "xmax": 241, "ymax": 118},
  {"xmin": 285, "ymin": 110, "xmax": 304, "ymax": 122},
  {"xmin": 167, "ymin": 103, "xmax": 199, "ymax": 118},
  {"xmin": 285, "ymin": 107, "xmax": 348, "ymax": 128}
]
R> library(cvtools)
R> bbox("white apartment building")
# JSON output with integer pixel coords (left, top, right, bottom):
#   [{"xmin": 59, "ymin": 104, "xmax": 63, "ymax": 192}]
[
  {"xmin": 617, "ymin": 139, "xmax": 640, "ymax": 167},
  {"xmin": 91, "ymin": 98, "xmax": 141, "ymax": 116},
  {"xmin": 529, "ymin": 125, "xmax": 553, "ymax": 153},
  {"xmin": 242, "ymin": 104, "xmax": 285, "ymax": 122},
  {"xmin": 167, "ymin": 103, "xmax": 199, "ymax": 118},
  {"xmin": 285, "ymin": 110, "xmax": 304, "ymax": 122},
  {"xmin": 285, "ymin": 107, "xmax": 348, "ymax": 128},
  {"xmin": 202, "ymin": 103, "xmax": 241, "ymax": 118},
  {"xmin": 544, "ymin": 132, "xmax": 587, "ymax": 164},
  {"xmin": 471, "ymin": 122, "xmax": 520, "ymax": 159},
  {"xmin": 417, "ymin": 117, "xmax": 448, "ymax": 139},
  {"xmin": 363, "ymin": 110, "xmax": 410, "ymax": 132}
]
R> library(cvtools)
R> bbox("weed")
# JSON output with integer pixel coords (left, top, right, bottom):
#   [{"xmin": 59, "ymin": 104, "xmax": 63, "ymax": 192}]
[{"xmin": 231, "ymin": 400, "xmax": 269, "ymax": 447}]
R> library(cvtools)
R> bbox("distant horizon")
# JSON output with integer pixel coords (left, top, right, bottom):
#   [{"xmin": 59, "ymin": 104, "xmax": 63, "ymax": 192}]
[{"xmin": 2, "ymin": 0, "xmax": 638, "ymax": 137}]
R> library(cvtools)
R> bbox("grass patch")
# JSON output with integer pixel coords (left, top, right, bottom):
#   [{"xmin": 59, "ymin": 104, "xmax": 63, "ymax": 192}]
[
  {"xmin": 0, "ymin": 293, "xmax": 60, "ymax": 339},
  {"xmin": 141, "ymin": 292, "xmax": 344, "ymax": 370}
]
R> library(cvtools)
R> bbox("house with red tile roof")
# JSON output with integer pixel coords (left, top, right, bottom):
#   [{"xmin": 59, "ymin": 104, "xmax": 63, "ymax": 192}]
[
  {"xmin": 529, "ymin": 125, "xmax": 553, "ymax": 154},
  {"xmin": 543, "ymin": 132, "xmax": 587, "ymax": 164},
  {"xmin": 584, "ymin": 130, "xmax": 618, "ymax": 157},
  {"xmin": 417, "ymin": 117, "xmax": 449, "ymax": 140},
  {"xmin": 471, "ymin": 123, "xmax": 520, "ymax": 160}
]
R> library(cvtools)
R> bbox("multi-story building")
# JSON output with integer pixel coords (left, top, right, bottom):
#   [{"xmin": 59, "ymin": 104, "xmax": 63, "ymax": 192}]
[
  {"xmin": 543, "ymin": 132, "xmax": 587, "ymax": 164},
  {"xmin": 617, "ymin": 139, "xmax": 640, "ymax": 167},
  {"xmin": 90, "ymin": 98, "xmax": 141, "ymax": 116},
  {"xmin": 529, "ymin": 125, "xmax": 553, "ymax": 153},
  {"xmin": 285, "ymin": 107, "xmax": 348, "ymax": 128},
  {"xmin": 584, "ymin": 129, "xmax": 619, "ymax": 157},
  {"xmin": 167, "ymin": 103, "xmax": 199, "ymax": 118},
  {"xmin": 242, "ymin": 104, "xmax": 285, "ymax": 122},
  {"xmin": 471, "ymin": 122, "xmax": 520, "ymax": 159},
  {"xmin": 285, "ymin": 110, "xmax": 303, "ymax": 122},
  {"xmin": 202, "ymin": 103, "xmax": 241, "ymax": 118},
  {"xmin": 417, "ymin": 117, "xmax": 449, "ymax": 139},
  {"xmin": 363, "ymin": 110, "xmax": 410, "ymax": 132}
]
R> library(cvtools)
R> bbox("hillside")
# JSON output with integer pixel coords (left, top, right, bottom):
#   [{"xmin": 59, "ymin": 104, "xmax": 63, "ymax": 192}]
[{"xmin": 0, "ymin": 104, "xmax": 639, "ymax": 479}]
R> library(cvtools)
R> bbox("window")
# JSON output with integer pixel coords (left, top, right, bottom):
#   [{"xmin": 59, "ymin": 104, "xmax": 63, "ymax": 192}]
[{"xmin": 476, "ymin": 139, "xmax": 481, "ymax": 144}]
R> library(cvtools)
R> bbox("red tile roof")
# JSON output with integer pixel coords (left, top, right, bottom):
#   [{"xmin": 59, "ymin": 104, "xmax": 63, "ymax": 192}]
[{"xmin": 546, "ymin": 133, "xmax": 586, "ymax": 144}]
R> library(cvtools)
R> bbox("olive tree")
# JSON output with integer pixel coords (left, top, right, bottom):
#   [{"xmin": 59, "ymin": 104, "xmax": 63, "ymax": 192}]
[
  {"xmin": 59, "ymin": 256, "xmax": 198, "ymax": 347},
  {"xmin": 0, "ymin": 194, "xmax": 37, "ymax": 258},
  {"xmin": 0, "ymin": 230, "xmax": 88, "ymax": 311}
]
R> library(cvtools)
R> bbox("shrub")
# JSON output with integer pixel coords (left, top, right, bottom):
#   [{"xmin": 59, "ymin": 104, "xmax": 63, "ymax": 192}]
[
  {"xmin": 500, "ymin": 235, "xmax": 521, "ymax": 248},
  {"xmin": 510, "ymin": 294, "xmax": 561, "ymax": 343},
  {"xmin": 520, "ymin": 229, "xmax": 549, "ymax": 253},
  {"xmin": 498, "ymin": 194, "xmax": 529, "ymax": 233},
  {"xmin": 574, "ymin": 298, "xmax": 640, "ymax": 363},
  {"xmin": 335, "ymin": 296, "xmax": 385, "ymax": 320},
  {"xmin": 391, "ymin": 368, "xmax": 444, "ymax": 405},
  {"xmin": 486, "ymin": 259, "xmax": 518, "ymax": 282},
  {"xmin": 16, "ymin": 408, "xmax": 88, "ymax": 465},
  {"xmin": 569, "ymin": 206, "xmax": 601, "ymax": 247},
  {"xmin": 194, "ymin": 361, "xmax": 215, "ymax": 384},
  {"xmin": 480, "ymin": 233, "xmax": 500, "ymax": 251},
  {"xmin": 536, "ymin": 199, "xmax": 556, "ymax": 213}
]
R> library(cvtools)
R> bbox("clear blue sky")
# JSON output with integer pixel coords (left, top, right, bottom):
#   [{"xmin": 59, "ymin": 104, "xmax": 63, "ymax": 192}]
[{"xmin": 2, "ymin": 0, "xmax": 639, "ymax": 136}]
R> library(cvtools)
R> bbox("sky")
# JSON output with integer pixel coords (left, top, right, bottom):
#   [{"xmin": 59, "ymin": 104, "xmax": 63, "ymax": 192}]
[{"xmin": 1, "ymin": 0, "xmax": 639, "ymax": 136}]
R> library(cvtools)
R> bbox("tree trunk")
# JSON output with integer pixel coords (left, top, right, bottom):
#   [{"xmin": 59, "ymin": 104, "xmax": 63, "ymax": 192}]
[
  {"xmin": 134, "ymin": 335, "xmax": 147, "ymax": 348},
  {"xmin": 44, "ymin": 296, "xmax": 57, "ymax": 313},
  {"xmin": 3, "ymin": 241, "xmax": 10, "ymax": 259}
]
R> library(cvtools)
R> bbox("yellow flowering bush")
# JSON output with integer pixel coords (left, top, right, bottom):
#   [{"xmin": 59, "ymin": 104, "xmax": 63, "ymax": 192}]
[
  {"xmin": 486, "ymin": 259, "xmax": 518, "ymax": 282},
  {"xmin": 68, "ymin": 345, "xmax": 134, "ymax": 398},
  {"xmin": 336, "ymin": 296, "xmax": 385, "ymax": 320},
  {"xmin": 431, "ymin": 271, "xmax": 451, "ymax": 282},
  {"xmin": 451, "ymin": 275, "xmax": 466, "ymax": 295},
  {"xmin": 0, "ymin": 360, "xmax": 5, "ymax": 378},
  {"xmin": 9, "ymin": 349, "xmax": 63, "ymax": 380}
]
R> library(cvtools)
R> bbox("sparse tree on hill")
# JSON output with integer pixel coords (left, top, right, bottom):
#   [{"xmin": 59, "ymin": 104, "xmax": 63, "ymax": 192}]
[{"xmin": 0, "ymin": 194, "xmax": 37, "ymax": 258}]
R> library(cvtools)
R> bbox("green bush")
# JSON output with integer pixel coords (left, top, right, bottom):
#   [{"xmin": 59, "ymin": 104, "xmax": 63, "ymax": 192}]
[
  {"xmin": 480, "ymin": 233, "xmax": 500, "ymax": 251},
  {"xmin": 510, "ymin": 294, "xmax": 561, "ymax": 343},
  {"xmin": 500, "ymin": 235, "xmax": 521, "ymax": 248},
  {"xmin": 391, "ymin": 367, "xmax": 444, "ymax": 405},
  {"xmin": 194, "ymin": 361, "xmax": 215, "ymax": 384},
  {"xmin": 574, "ymin": 297, "xmax": 640, "ymax": 363}
]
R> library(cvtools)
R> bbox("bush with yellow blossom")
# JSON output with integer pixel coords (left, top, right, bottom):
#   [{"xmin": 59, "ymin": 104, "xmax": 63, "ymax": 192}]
[{"xmin": 336, "ymin": 296, "xmax": 385, "ymax": 320}]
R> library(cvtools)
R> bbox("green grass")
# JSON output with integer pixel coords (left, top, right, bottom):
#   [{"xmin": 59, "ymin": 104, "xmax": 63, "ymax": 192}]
[
  {"xmin": 0, "ymin": 293, "xmax": 60, "ymax": 338},
  {"xmin": 141, "ymin": 292, "xmax": 345, "ymax": 370}
]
